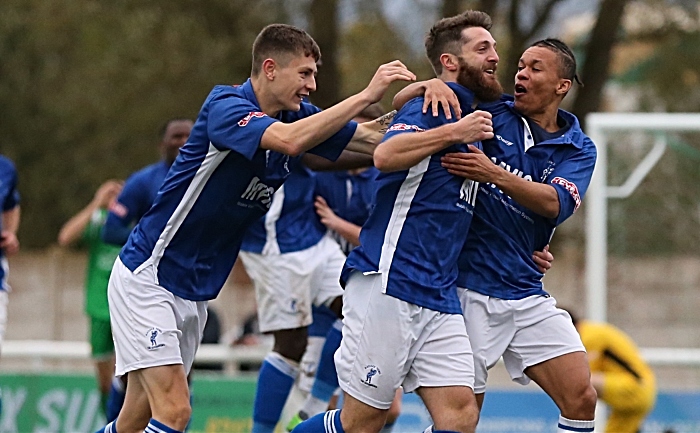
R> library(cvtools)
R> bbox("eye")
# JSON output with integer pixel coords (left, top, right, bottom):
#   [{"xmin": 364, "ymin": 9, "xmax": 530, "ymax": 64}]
[{"xmin": 517, "ymin": 66, "xmax": 524, "ymax": 71}]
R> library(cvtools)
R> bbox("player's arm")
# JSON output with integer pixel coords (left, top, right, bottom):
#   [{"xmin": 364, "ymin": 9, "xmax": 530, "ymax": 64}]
[
  {"xmin": 260, "ymin": 61, "xmax": 415, "ymax": 156},
  {"xmin": 303, "ymin": 151, "xmax": 373, "ymax": 171},
  {"xmin": 393, "ymin": 79, "xmax": 461, "ymax": 119},
  {"xmin": 314, "ymin": 196, "xmax": 361, "ymax": 247},
  {"xmin": 374, "ymin": 110, "xmax": 494, "ymax": 172},
  {"xmin": 533, "ymin": 245, "xmax": 553, "ymax": 273},
  {"xmin": 58, "ymin": 180, "xmax": 122, "ymax": 246},
  {"xmin": 101, "ymin": 176, "xmax": 147, "ymax": 246},
  {"xmin": 442, "ymin": 144, "xmax": 560, "ymax": 218},
  {"xmin": 0, "ymin": 206, "xmax": 20, "ymax": 255}
]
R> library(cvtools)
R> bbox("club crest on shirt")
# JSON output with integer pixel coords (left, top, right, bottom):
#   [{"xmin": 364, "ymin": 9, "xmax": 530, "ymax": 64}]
[
  {"xmin": 360, "ymin": 365, "xmax": 381, "ymax": 388},
  {"xmin": 146, "ymin": 327, "xmax": 165, "ymax": 350}
]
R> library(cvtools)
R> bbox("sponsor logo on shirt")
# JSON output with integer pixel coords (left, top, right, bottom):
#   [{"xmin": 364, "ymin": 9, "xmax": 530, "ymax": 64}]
[
  {"xmin": 387, "ymin": 123, "xmax": 425, "ymax": 132},
  {"xmin": 360, "ymin": 364, "xmax": 381, "ymax": 388},
  {"xmin": 238, "ymin": 111, "xmax": 266, "ymax": 127},
  {"xmin": 496, "ymin": 134, "xmax": 513, "ymax": 146},
  {"xmin": 551, "ymin": 176, "xmax": 581, "ymax": 211},
  {"xmin": 240, "ymin": 176, "xmax": 275, "ymax": 208}
]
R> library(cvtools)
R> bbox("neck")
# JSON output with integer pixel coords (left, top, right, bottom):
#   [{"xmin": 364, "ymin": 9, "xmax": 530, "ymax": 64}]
[
  {"xmin": 525, "ymin": 104, "xmax": 560, "ymax": 132},
  {"xmin": 251, "ymin": 75, "xmax": 283, "ymax": 117}
]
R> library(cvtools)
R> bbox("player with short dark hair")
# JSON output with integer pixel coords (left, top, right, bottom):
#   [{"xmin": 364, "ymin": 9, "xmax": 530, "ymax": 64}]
[
  {"xmin": 293, "ymin": 11, "xmax": 497, "ymax": 433},
  {"xmin": 94, "ymin": 22, "xmax": 414, "ymax": 433}
]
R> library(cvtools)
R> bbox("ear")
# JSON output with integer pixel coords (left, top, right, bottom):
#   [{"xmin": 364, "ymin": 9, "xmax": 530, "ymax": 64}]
[
  {"xmin": 556, "ymin": 78, "xmax": 572, "ymax": 96},
  {"xmin": 262, "ymin": 58, "xmax": 276, "ymax": 81},
  {"xmin": 440, "ymin": 53, "xmax": 459, "ymax": 72}
]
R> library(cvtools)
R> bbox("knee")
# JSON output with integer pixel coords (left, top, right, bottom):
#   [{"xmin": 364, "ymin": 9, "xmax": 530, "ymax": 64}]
[
  {"xmin": 162, "ymin": 399, "xmax": 192, "ymax": 430},
  {"xmin": 435, "ymin": 398, "xmax": 480, "ymax": 433},
  {"xmin": 562, "ymin": 383, "xmax": 597, "ymax": 419},
  {"xmin": 273, "ymin": 329, "xmax": 308, "ymax": 362},
  {"xmin": 385, "ymin": 403, "xmax": 401, "ymax": 425}
]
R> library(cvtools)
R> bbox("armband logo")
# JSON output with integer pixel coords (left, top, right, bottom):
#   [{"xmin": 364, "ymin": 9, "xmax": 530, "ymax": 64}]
[
  {"xmin": 387, "ymin": 123, "xmax": 424, "ymax": 132},
  {"xmin": 551, "ymin": 177, "xmax": 581, "ymax": 211},
  {"xmin": 109, "ymin": 201, "xmax": 128, "ymax": 218},
  {"xmin": 238, "ymin": 111, "xmax": 266, "ymax": 127}
]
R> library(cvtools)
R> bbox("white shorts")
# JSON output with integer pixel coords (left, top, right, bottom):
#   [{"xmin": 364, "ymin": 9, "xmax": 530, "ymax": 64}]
[
  {"xmin": 458, "ymin": 288, "xmax": 585, "ymax": 394},
  {"xmin": 337, "ymin": 273, "xmax": 474, "ymax": 410},
  {"xmin": 108, "ymin": 257, "xmax": 208, "ymax": 377},
  {"xmin": 0, "ymin": 290, "xmax": 8, "ymax": 353},
  {"xmin": 240, "ymin": 235, "xmax": 345, "ymax": 333}
]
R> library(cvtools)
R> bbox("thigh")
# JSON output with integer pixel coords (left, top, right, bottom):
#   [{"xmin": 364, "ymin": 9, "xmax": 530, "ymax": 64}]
[
  {"xmin": 240, "ymin": 250, "xmax": 314, "ymax": 333},
  {"xmin": 116, "ymin": 369, "xmax": 152, "ymax": 432},
  {"xmin": 309, "ymin": 236, "xmax": 345, "ymax": 309},
  {"xmin": 404, "ymin": 313, "xmax": 474, "ymax": 393},
  {"xmin": 90, "ymin": 316, "xmax": 115, "ymax": 359},
  {"xmin": 505, "ymin": 296, "xmax": 585, "ymax": 386},
  {"xmin": 335, "ymin": 273, "xmax": 415, "ymax": 410},
  {"xmin": 174, "ymin": 299, "xmax": 208, "ymax": 375},
  {"xmin": 417, "ymin": 385, "xmax": 478, "ymax": 432},
  {"xmin": 134, "ymin": 364, "xmax": 190, "ymax": 422},
  {"xmin": 108, "ymin": 258, "xmax": 184, "ymax": 376},
  {"xmin": 459, "ymin": 289, "xmax": 515, "ymax": 394}
]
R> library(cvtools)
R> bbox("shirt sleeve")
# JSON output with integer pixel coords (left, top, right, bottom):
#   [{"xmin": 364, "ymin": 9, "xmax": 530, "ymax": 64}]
[
  {"xmin": 382, "ymin": 99, "xmax": 434, "ymax": 142},
  {"xmin": 207, "ymin": 90, "xmax": 278, "ymax": 160},
  {"xmin": 549, "ymin": 138, "xmax": 597, "ymax": 225},
  {"xmin": 103, "ymin": 173, "xmax": 150, "ymax": 245},
  {"xmin": 2, "ymin": 164, "xmax": 20, "ymax": 212}
]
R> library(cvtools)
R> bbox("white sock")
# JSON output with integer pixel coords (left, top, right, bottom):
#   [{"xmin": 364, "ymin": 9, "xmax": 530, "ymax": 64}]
[
  {"xmin": 557, "ymin": 415, "xmax": 594, "ymax": 432},
  {"xmin": 300, "ymin": 395, "xmax": 330, "ymax": 418}
]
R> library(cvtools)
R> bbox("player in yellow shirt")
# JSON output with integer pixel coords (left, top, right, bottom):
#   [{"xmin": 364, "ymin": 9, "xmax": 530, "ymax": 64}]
[{"xmin": 568, "ymin": 311, "xmax": 656, "ymax": 433}]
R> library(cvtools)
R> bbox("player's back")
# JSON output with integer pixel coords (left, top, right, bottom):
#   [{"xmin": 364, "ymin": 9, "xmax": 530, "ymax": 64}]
[
  {"xmin": 343, "ymin": 82, "xmax": 481, "ymax": 315},
  {"xmin": 457, "ymin": 101, "xmax": 596, "ymax": 299}
]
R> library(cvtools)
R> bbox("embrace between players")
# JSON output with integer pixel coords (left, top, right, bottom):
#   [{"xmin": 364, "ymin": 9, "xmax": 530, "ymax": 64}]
[{"xmin": 97, "ymin": 9, "xmax": 600, "ymax": 433}]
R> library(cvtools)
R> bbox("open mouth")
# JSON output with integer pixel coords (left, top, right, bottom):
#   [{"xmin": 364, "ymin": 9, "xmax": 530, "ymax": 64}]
[{"xmin": 514, "ymin": 83, "xmax": 527, "ymax": 96}]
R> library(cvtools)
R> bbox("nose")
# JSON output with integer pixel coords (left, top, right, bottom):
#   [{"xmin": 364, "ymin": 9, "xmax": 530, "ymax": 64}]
[
  {"xmin": 516, "ymin": 67, "xmax": 528, "ymax": 82},
  {"xmin": 489, "ymin": 48, "xmax": 499, "ymax": 64},
  {"xmin": 307, "ymin": 76, "xmax": 317, "ymax": 92}
]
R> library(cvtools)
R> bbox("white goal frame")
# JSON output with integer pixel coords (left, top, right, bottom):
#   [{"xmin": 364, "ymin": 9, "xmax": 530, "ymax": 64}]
[{"xmin": 585, "ymin": 112, "xmax": 700, "ymax": 322}]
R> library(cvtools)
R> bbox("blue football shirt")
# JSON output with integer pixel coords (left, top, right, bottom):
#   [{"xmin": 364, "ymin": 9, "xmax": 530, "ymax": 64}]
[
  {"xmin": 314, "ymin": 167, "xmax": 379, "ymax": 255},
  {"xmin": 103, "ymin": 160, "xmax": 171, "ymax": 245},
  {"xmin": 342, "ymin": 82, "xmax": 481, "ymax": 315},
  {"xmin": 457, "ymin": 98, "xmax": 596, "ymax": 299},
  {"xmin": 241, "ymin": 163, "xmax": 326, "ymax": 255},
  {"xmin": 119, "ymin": 79, "xmax": 357, "ymax": 301},
  {"xmin": 0, "ymin": 155, "xmax": 20, "ymax": 291}
]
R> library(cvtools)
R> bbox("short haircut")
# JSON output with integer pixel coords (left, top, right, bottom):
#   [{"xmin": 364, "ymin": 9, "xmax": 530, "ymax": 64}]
[
  {"xmin": 425, "ymin": 10, "xmax": 493, "ymax": 75},
  {"xmin": 159, "ymin": 118, "xmax": 192, "ymax": 141},
  {"xmin": 530, "ymin": 38, "xmax": 583, "ymax": 85},
  {"xmin": 251, "ymin": 24, "xmax": 321, "ymax": 76}
]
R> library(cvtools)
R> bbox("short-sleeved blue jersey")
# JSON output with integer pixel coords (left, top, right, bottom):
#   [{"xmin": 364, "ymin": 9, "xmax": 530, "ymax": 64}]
[
  {"xmin": 103, "ymin": 160, "xmax": 171, "ymax": 245},
  {"xmin": 342, "ymin": 82, "xmax": 481, "ymax": 315},
  {"xmin": 240, "ymin": 163, "xmax": 326, "ymax": 255},
  {"xmin": 0, "ymin": 155, "xmax": 20, "ymax": 291},
  {"xmin": 118, "ymin": 79, "xmax": 357, "ymax": 301},
  {"xmin": 315, "ymin": 167, "xmax": 379, "ymax": 255},
  {"xmin": 457, "ymin": 98, "xmax": 596, "ymax": 299}
]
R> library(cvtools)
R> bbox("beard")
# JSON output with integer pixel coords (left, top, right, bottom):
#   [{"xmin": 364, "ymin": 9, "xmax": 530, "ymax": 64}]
[{"xmin": 457, "ymin": 58, "xmax": 503, "ymax": 102}]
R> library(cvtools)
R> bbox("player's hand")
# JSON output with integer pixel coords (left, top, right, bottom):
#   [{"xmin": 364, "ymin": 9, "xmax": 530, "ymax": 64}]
[
  {"xmin": 94, "ymin": 180, "xmax": 123, "ymax": 209},
  {"xmin": 362, "ymin": 60, "xmax": 416, "ymax": 104},
  {"xmin": 421, "ymin": 78, "xmax": 461, "ymax": 120},
  {"xmin": 441, "ymin": 145, "xmax": 499, "ymax": 182},
  {"xmin": 533, "ymin": 245, "xmax": 554, "ymax": 274},
  {"xmin": 0, "ymin": 231, "xmax": 19, "ymax": 255},
  {"xmin": 314, "ymin": 196, "xmax": 340, "ymax": 230},
  {"xmin": 453, "ymin": 110, "xmax": 492, "ymax": 143}
]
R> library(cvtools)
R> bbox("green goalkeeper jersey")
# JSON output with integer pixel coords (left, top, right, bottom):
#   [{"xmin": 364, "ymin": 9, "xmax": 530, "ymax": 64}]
[{"xmin": 83, "ymin": 209, "xmax": 122, "ymax": 320}]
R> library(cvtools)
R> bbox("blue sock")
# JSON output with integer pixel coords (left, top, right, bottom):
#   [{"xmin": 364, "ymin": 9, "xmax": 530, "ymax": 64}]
[
  {"xmin": 106, "ymin": 377, "xmax": 125, "ymax": 423},
  {"xmin": 252, "ymin": 352, "xmax": 299, "ymax": 433},
  {"xmin": 145, "ymin": 419, "xmax": 183, "ymax": 433},
  {"xmin": 94, "ymin": 420, "xmax": 118, "ymax": 433},
  {"xmin": 291, "ymin": 409, "xmax": 345, "ymax": 433},
  {"xmin": 311, "ymin": 320, "xmax": 342, "ymax": 400}
]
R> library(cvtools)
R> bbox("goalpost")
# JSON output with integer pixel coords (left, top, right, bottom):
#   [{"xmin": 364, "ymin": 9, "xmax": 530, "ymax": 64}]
[{"xmin": 585, "ymin": 112, "xmax": 700, "ymax": 322}]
